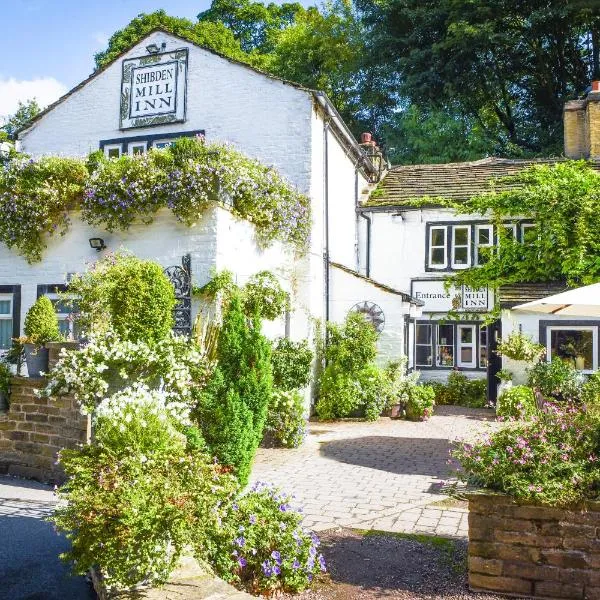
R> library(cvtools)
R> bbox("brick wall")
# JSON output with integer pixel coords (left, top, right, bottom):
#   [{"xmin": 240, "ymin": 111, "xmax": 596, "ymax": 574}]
[
  {"xmin": 468, "ymin": 493, "xmax": 600, "ymax": 599},
  {"xmin": 0, "ymin": 377, "xmax": 90, "ymax": 484}
]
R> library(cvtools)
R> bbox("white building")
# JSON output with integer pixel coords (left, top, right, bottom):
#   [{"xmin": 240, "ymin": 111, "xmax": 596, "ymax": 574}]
[
  {"xmin": 2, "ymin": 29, "xmax": 421, "ymax": 379},
  {"xmin": 358, "ymin": 85, "xmax": 600, "ymax": 400}
]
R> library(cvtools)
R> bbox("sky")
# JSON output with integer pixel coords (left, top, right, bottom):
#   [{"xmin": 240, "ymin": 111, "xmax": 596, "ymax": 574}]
[{"xmin": 1, "ymin": 0, "xmax": 277, "ymax": 121}]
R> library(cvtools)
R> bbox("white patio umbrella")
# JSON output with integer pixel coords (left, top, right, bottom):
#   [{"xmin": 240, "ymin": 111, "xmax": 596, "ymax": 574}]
[{"xmin": 512, "ymin": 282, "xmax": 600, "ymax": 317}]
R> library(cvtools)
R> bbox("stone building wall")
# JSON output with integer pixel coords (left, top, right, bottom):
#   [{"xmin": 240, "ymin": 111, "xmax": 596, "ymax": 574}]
[
  {"xmin": 468, "ymin": 493, "xmax": 600, "ymax": 599},
  {"xmin": 0, "ymin": 377, "xmax": 90, "ymax": 484}
]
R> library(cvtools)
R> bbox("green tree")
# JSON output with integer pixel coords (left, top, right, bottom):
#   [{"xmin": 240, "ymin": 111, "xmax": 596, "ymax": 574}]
[
  {"xmin": 94, "ymin": 10, "xmax": 248, "ymax": 70},
  {"xmin": 196, "ymin": 294, "xmax": 272, "ymax": 485},
  {"xmin": 1, "ymin": 99, "xmax": 41, "ymax": 139},
  {"xmin": 356, "ymin": 0, "xmax": 600, "ymax": 156}
]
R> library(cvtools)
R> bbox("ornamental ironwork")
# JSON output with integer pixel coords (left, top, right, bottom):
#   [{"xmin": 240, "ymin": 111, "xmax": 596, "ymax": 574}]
[
  {"xmin": 164, "ymin": 254, "xmax": 192, "ymax": 336},
  {"xmin": 350, "ymin": 301, "xmax": 385, "ymax": 333}
]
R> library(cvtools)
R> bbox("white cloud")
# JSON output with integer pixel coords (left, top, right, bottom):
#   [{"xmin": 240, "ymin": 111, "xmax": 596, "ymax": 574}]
[
  {"xmin": 92, "ymin": 32, "xmax": 109, "ymax": 49},
  {"xmin": 0, "ymin": 77, "xmax": 68, "ymax": 123}
]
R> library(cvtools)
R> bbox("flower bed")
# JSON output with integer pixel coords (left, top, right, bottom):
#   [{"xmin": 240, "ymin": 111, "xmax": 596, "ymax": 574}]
[{"xmin": 468, "ymin": 493, "xmax": 600, "ymax": 599}]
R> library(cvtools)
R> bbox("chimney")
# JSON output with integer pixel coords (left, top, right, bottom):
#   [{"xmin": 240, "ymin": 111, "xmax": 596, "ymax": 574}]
[{"xmin": 564, "ymin": 82, "xmax": 600, "ymax": 159}]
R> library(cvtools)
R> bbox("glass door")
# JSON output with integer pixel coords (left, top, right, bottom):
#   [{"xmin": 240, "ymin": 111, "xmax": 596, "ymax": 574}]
[{"xmin": 457, "ymin": 324, "xmax": 476, "ymax": 368}]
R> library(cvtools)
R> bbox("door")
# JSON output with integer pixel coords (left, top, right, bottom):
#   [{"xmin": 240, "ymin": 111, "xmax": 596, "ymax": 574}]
[
  {"xmin": 457, "ymin": 324, "xmax": 476, "ymax": 368},
  {"xmin": 487, "ymin": 319, "xmax": 502, "ymax": 404}
]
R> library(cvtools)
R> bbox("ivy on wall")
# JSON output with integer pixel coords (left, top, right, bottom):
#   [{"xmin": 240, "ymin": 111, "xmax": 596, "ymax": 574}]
[
  {"xmin": 448, "ymin": 161, "xmax": 600, "ymax": 290},
  {"xmin": 0, "ymin": 138, "xmax": 311, "ymax": 263}
]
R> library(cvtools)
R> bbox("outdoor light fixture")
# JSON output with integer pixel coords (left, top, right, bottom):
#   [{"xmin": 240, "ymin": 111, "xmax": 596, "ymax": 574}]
[
  {"xmin": 146, "ymin": 43, "xmax": 160, "ymax": 54},
  {"xmin": 89, "ymin": 238, "xmax": 106, "ymax": 252}
]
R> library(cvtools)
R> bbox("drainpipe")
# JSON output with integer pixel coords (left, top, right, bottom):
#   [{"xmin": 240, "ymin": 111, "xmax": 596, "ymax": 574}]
[
  {"xmin": 360, "ymin": 212, "xmax": 371, "ymax": 278},
  {"xmin": 323, "ymin": 118, "xmax": 331, "ymax": 323}
]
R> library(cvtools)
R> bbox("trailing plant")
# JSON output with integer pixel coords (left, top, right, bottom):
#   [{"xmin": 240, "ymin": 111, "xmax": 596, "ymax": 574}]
[
  {"xmin": 44, "ymin": 332, "xmax": 209, "ymax": 414},
  {"xmin": 496, "ymin": 331, "xmax": 544, "ymax": 363},
  {"xmin": 450, "ymin": 162, "xmax": 600, "ymax": 289},
  {"xmin": 431, "ymin": 371, "xmax": 488, "ymax": 408},
  {"xmin": 316, "ymin": 312, "xmax": 388, "ymax": 421},
  {"xmin": 263, "ymin": 389, "xmax": 307, "ymax": 448},
  {"xmin": 0, "ymin": 360, "xmax": 11, "ymax": 400},
  {"xmin": 66, "ymin": 252, "xmax": 175, "ymax": 343},
  {"xmin": 52, "ymin": 385, "xmax": 236, "ymax": 590},
  {"xmin": 496, "ymin": 368, "xmax": 514, "ymax": 382},
  {"xmin": 404, "ymin": 384, "xmax": 436, "ymax": 421},
  {"xmin": 271, "ymin": 338, "xmax": 313, "ymax": 391},
  {"xmin": 454, "ymin": 403, "xmax": 600, "ymax": 506},
  {"xmin": 23, "ymin": 295, "xmax": 61, "ymax": 345},
  {"xmin": 205, "ymin": 482, "xmax": 324, "ymax": 595},
  {"xmin": 527, "ymin": 357, "xmax": 584, "ymax": 402},
  {"xmin": 195, "ymin": 293, "xmax": 272, "ymax": 485},
  {"xmin": 243, "ymin": 271, "xmax": 289, "ymax": 321},
  {"xmin": 496, "ymin": 385, "xmax": 537, "ymax": 420},
  {"xmin": 0, "ymin": 155, "xmax": 87, "ymax": 262}
]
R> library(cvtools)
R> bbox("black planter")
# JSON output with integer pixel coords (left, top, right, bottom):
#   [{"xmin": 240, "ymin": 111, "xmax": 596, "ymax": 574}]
[{"xmin": 24, "ymin": 344, "xmax": 49, "ymax": 378}]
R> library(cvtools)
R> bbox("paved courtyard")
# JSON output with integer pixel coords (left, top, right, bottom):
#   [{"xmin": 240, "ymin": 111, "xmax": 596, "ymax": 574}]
[{"xmin": 251, "ymin": 406, "xmax": 496, "ymax": 538}]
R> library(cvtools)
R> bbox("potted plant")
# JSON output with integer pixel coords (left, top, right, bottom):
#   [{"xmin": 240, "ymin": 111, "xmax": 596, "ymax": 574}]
[
  {"xmin": 22, "ymin": 296, "xmax": 62, "ymax": 377},
  {"xmin": 0, "ymin": 360, "xmax": 11, "ymax": 411},
  {"xmin": 404, "ymin": 384, "xmax": 436, "ymax": 421},
  {"xmin": 496, "ymin": 368, "xmax": 513, "ymax": 398}
]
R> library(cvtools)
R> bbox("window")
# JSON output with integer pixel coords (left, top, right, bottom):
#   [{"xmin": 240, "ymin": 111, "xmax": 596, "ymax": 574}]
[
  {"xmin": 104, "ymin": 144, "xmax": 122, "ymax": 159},
  {"xmin": 521, "ymin": 223, "xmax": 536, "ymax": 244},
  {"xmin": 475, "ymin": 225, "xmax": 493, "ymax": 265},
  {"xmin": 415, "ymin": 323, "xmax": 433, "ymax": 367},
  {"xmin": 0, "ymin": 295, "xmax": 12, "ymax": 350},
  {"xmin": 479, "ymin": 326, "xmax": 488, "ymax": 368},
  {"xmin": 457, "ymin": 324, "xmax": 476, "ymax": 368},
  {"xmin": 503, "ymin": 223, "xmax": 517, "ymax": 240},
  {"xmin": 128, "ymin": 141, "xmax": 147, "ymax": 155},
  {"xmin": 546, "ymin": 326, "xmax": 597, "ymax": 373},
  {"xmin": 428, "ymin": 227, "xmax": 447, "ymax": 269},
  {"xmin": 451, "ymin": 226, "xmax": 471, "ymax": 268},
  {"xmin": 436, "ymin": 324, "xmax": 454, "ymax": 367},
  {"xmin": 153, "ymin": 140, "xmax": 173, "ymax": 149},
  {"xmin": 46, "ymin": 294, "xmax": 79, "ymax": 340}
]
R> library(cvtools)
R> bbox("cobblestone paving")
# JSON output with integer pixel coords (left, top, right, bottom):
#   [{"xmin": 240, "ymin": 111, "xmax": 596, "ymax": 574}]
[{"xmin": 251, "ymin": 406, "xmax": 497, "ymax": 538}]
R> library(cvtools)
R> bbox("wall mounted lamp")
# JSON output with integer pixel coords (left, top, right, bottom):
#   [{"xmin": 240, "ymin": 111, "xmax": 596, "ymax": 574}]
[{"xmin": 89, "ymin": 238, "xmax": 106, "ymax": 252}]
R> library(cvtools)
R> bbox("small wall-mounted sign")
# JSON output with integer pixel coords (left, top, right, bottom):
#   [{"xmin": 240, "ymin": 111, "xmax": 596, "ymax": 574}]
[
  {"xmin": 120, "ymin": 48, "xmax": 188, "ymax": 130},
  {"xmin": 411, "ymin": 279, "xmax": 492, "ymax": 313}
]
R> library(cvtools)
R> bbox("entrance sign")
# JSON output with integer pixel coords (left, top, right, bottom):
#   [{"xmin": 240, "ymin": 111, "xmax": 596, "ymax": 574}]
[
  {"xmin": 411, "ymin": 279, "xmax": 491, "ymax": 313},
  {"xmin": 120, "ymin": 49, "xmax": 188, "ymax": 130}
]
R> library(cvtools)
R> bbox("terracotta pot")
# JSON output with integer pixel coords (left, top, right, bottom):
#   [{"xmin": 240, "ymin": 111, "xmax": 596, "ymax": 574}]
[{"xmin": 389, "ymin": 403, "xmax": 404, "ymax": 419}]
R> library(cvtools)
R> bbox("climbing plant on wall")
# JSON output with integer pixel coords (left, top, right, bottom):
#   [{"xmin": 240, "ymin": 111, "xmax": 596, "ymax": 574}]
[
  {"xmin": 449, "ymin": 161, "xmax": 600, "ymax": 290},
  {"xmin": 0, "ymin": 137, "xmax": 311, "ymax": 263}
]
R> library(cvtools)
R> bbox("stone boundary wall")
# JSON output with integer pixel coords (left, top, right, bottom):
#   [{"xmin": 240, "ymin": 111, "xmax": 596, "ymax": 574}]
[
  {"xmin": 0, "ymin": 377, "xmax": 90, "ymax": 484},
  {"xmin": 468, "ymin": 493, "xmax": 600, "ymax": 599}
]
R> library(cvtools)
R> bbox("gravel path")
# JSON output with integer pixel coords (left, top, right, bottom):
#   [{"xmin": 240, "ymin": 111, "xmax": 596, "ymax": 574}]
[{"xmin": 280, "ymin": 528, "xmax": 527, "ymax": 600}]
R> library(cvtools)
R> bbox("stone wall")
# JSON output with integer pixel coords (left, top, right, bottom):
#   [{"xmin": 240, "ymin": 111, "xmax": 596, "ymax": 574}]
[
  {"xmin": 0, "ymin": 377, "xmax": 90, "ymax": 484},
  {"xmin": 468, "ymin": 493, "xmax": 600, "ymax": 599}
]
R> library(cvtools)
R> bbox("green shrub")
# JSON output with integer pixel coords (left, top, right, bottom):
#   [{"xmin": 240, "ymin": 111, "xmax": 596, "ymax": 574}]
[
  {"xmin": 404, "ymin": 385, "xmax": 436, "ymax": 421},
  {"xmin": 67, "ymin": 252, "xmax": 175, "ymax": 344},
  {"xmin": 582, "ymin": 372, "xmax": 600, "ymax": 410},
  {"xmin": 205, "ymin": 483, "xmax": 324, "ymax": 595},
  {"xmin": 527, "ymin": 358, "xmax": 584, "ymax": 402},
  {"xmin": 23, "ymin": 295, "xmax": 61, "ymax": 344},
  {"xmin": 263, "ymin": 389, "xmax": 307, "ymax": 448},
  {"xmin": 242, "ymin": 271, "xmax": 289, "ymax": 321},
  {"xmin": 0, "ymin": 360, "xmax": 11, "ymax": 401},
  {"xmin": 52, "ymin": 385, "xmax": 236, "ymax": 589},
  {"xmin": 454, "ymin": 403, "xmax": 600, "ymax": 506},
  {"xmin": 496, "ymin": 385, "xmax": 537, "ymax": 420},
  {"xmin": 325, "ymin": 312, "xmax": 378, "ymax": 371},
  {"xmin": 271, "ymin": 338, "xmax": 313, "ymax": 391},
  {"xmin": 431, "ymin": 371, "xmax": 487, "ymax": 408},
  {"xmin": 196, "ymin": 294, "xmax": 272, "ymax": 485}
]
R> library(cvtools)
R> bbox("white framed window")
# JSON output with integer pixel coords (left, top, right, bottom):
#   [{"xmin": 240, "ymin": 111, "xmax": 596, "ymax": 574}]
[
  {"xmin": 415, "ymin": 323, "xmax": 433, "ymax": 367},
  {"xmin": 521, "ymin": 223, "xmax": 537, "ymax": 244},
  {"xmin": 436, "ymin": 324, "xmax": 454, "ymax": 367},
  {"xmin": 479, "ymin": 326, "xmax": 488, "ymax": 368},
  {"xmin": 0, "ymin": 294, "xmax": 13, "ymax": 350},
  {"xmin": 46, "ymin": 293, "xmax": 79, "ymax": 340},
  {"xmin": 104, "ymin": 144, "xmax": 122, "ymax": 159},
  {"xmin": 457, "ymin": 324, "xmax": 477, "ymax": 368},
  {"xmin": 503, "ymin": 223, "xmax": 517, "ymax": 240},
  {"xmin": 451, "ymin": 225, "xmax": 471, "ymax": 269},
  {"xmin": 546, "ymin": 326, "xmax": 598, "ymax": 373},
  {"xmin": 475, "ymin": 225, "xmax": 493, "ymax": 265},
  {"xmin": 153, "ymin": 140, "xmax": 173, "ymax": 149},
  {"xmin": 429, "ymin": 226, "xmax": 447, "ymax": 269},
  {"xmin": 128, "ymin": 141, "xmax": 147, "ymax": 156}
]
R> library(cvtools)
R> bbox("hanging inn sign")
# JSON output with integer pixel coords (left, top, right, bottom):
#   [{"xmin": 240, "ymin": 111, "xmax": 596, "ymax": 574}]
[{"xmin": 120, "ymin": 48, "xmax": 188, "ymax": 129}]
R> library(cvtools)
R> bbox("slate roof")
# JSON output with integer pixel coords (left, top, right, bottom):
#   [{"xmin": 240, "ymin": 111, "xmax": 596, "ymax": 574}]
[
  {"xmin": 363, "ymin": 157, "xmax": 600, "ymax": 209},
  {"xmin": 498, "ymin": 282, "xmax": 571, "ymax": 308}
]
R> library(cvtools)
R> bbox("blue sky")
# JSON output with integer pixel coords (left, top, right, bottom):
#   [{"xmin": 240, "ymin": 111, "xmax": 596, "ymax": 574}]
[{"xmin": 2, "ymin": 0, "xmax": 310, "ymax": 120}]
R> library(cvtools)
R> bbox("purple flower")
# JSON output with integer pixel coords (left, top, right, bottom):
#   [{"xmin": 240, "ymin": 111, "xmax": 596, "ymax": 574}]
[
  {"xmin": 249, "ymin": 514, "xmax": 257, "ymax": 525},
  {"xmin": 262, "ymin": 560, "xmax": 272, "ymax": 577},
  {"xmin": 237, "ymin": 557, "xmax": 247, "ymax": 568},
  {"xmin": 292, "ymin": 559, "xmax": 301, "ymax": 570},
  {"xmin": 272, "ymin": 565, "xmax": 281, "ymax": 576},
  {"xmin": 318, "ymin": 554, "xmax": 326, "ymax": 572},
  {"xmin": 234, "ymin": 536, "xmax": 245, "ymax": 547},
  {"xmin": 271, "ymin": 550, "xmax": 282, "ymax": 564}
]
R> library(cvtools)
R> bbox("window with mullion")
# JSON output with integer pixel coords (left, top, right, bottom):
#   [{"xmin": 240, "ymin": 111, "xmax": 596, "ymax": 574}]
[
  {"xmin": 451, "ymin": 225, "xmax": 471, "ymax": 269},
  {"xmin": 0, "ymin": 295, "xmax": 12, "ymax": 350}
]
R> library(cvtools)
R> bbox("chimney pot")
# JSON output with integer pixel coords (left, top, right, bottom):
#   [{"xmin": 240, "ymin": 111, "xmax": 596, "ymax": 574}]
[
  {"xmin": 361, "ymin": 132, "xmax": 372, "ymax": 144},
  {"xmin": 592, "ymin": 81, "xmax": 600, "ymax": 93}
]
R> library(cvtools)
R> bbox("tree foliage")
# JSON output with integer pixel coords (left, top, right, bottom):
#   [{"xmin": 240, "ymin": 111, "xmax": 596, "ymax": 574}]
[{"xmin": 1, "ymin": 99, "xmax": 41, "ymax": 140}]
